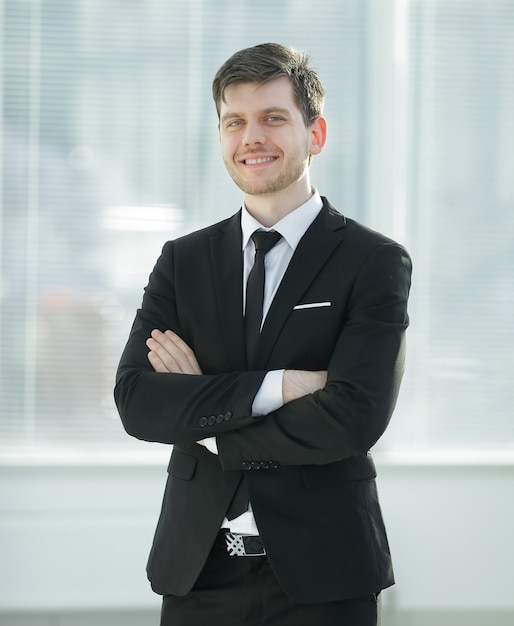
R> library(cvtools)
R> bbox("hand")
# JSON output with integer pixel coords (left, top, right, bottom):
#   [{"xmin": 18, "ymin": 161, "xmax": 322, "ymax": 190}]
[
  {"xmin": 282, "ymin": 370, "xmax": 327, "ymax": 404},
  {"xmin": 146, "ymin": 330, "xmax": 205, "ymax": 447},
  {"xmin": 146, "ymin": 329, "xmax": 202, "ymax": 375}
]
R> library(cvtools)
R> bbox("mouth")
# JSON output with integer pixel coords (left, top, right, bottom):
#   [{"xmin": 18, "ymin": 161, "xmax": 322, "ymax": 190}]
[{"xmin": 242, "ymin": 156, "xmax": 278, "ymax": 165}]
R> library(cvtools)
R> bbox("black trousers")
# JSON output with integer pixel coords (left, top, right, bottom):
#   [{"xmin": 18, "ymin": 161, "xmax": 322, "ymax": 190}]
[{"xmin": 160, "ymin": 531, "xmax": 380, "ymax": 626}]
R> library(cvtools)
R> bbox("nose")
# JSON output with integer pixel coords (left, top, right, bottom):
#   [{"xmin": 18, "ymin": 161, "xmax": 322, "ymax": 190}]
[{"xmin": 242, "ymin": 120, "xmax": 266, "ymax": 146}]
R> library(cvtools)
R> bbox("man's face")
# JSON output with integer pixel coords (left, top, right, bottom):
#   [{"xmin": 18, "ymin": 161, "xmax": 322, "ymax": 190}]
[{"xmin": 219, "ymin": 77, "xmax": 323, "ymax": 198}]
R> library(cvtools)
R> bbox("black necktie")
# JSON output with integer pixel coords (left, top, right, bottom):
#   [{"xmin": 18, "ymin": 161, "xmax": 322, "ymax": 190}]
[
  {"xmin": 226, "ymin": 230, "xmax": 282, "ymax": 522},
  {"xmin": 244, "ymin": 230, "xmax": 282, "ymax": 369}
]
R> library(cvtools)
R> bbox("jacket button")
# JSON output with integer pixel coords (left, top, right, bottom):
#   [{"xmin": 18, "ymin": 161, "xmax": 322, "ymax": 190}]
[
  {"xmin": 242, "ymin": 462, "xmax": 252, "ymax": 470},
  {"xmin": 259, "ymin": 461, "xmax": 269, "ymax": 469},
  {"xmin": 216, "ymin": 414, "xmax": 225, "ymax": 424},
  {"xmin": 269, "ymin": 461, "xmax": 280, "ymax": 469},
  {"xmin": 199, "ymin": 417, "xmax": 208, "ymax": 427},
  {"xmin": 224, "ymin": 412, "xmax": 232, "ymax": 421},
  {"xmin": 251, "ymin": 462, "xmax": 261, "ymax": 470},
  {"xmin": 207, "ymin": 415, "xmax": 216, "ymax": 425}
]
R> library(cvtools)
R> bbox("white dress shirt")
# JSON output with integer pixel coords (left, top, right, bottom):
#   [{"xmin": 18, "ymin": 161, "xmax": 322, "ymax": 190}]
[{"xmin": 204, "ymin": 188, "xmax": 323, "ymax": 534}]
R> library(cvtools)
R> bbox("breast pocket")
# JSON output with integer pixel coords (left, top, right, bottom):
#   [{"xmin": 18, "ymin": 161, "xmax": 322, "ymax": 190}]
[{"xmin": 290, "ymin": 302, "xmax": 337, "ymax": 321}]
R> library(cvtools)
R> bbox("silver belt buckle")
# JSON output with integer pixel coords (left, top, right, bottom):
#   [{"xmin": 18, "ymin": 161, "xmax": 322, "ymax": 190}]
[{"xmin": 225, "ymin": 532, "xmax": 266, "ymax": 557}]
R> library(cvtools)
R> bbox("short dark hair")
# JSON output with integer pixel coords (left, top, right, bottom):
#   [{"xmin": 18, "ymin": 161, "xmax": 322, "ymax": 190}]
[{"xmin": 212, "ymin": 43, "xmax": 325, "ymax": 127}]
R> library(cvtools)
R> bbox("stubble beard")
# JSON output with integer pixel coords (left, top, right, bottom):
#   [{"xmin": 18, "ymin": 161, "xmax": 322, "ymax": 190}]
[{"xmin": 225, "ymin": 155, "xmax": 309, "ymax": 197}]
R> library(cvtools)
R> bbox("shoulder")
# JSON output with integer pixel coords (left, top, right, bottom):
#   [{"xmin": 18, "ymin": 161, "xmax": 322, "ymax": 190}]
[
  {"xmin": 322, "ymin": 197, "xmax": 403, "ymax": 248},
  {"xmin": 320, "ymin": 197, "xmax": 411, "ymax": 265},
  {"xmin": 160, "ymin": 211, "xmax": 241, "ymax": 254},
  {"xmin": 345, "ymin": 216, "xmax": 404, "ymax": 248}
]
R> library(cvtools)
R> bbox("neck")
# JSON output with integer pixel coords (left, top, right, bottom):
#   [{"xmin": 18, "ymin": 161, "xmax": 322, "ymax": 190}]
[{"xmin": 244, "ymin": 179, "xmax": 313, "ymax": 228}]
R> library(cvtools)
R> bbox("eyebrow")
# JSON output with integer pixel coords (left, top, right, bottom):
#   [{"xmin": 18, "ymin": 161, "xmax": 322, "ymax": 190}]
[{"xmin": 220, "ymin": 107, "xmax": 292, "ymax": 124}]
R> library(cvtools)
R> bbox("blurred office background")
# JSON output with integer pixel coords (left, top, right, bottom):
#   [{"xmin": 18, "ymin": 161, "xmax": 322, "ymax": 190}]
[{"xmin": 0, "ymin": 0, "xmax": 513, "ymax": 624}]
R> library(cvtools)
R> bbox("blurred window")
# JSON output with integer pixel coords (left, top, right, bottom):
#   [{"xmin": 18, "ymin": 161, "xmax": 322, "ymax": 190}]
[
  {"xmin": 384, "ymin": 0, "xmax": 514, "ymax": 455},
  {"xmin": 1, "ymin": 0, "xmax": 512, "ymax": 456}
]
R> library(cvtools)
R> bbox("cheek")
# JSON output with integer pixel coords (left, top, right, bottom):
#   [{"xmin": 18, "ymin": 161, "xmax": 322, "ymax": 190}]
[{"xmin": 220, "ymin": 136, "xmax": 238, "ymax": 161}]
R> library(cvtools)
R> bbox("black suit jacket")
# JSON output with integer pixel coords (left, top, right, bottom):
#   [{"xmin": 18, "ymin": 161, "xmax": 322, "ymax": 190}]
[{"xmin": 115, "ymin": 197, "xmax": 412, "ymax": 603}]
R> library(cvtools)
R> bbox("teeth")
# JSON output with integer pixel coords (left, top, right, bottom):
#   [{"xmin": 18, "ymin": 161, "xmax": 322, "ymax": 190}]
[{"xmin": 245, "ymin": 157, "xmax": 275, "ymax": 165}]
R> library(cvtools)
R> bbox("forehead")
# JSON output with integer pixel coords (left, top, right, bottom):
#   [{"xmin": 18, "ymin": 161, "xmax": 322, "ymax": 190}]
[{"xmin": 220, "ymin": 76, "xmax": 300, "ymax": 118}]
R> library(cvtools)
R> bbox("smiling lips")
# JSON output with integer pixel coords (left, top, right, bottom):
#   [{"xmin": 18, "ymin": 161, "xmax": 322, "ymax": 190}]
[{"xmin": 242, "ymin": 156, "xmax": 278, "ymax": 165}]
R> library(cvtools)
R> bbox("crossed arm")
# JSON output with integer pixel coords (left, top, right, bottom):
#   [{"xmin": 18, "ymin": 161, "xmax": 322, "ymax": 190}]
[
  {"xmin": 116, "ymin": 236, "xmax": 411, "ymax": 466},
  {"xmin": 146, "ymin": 329, "xmax": 327, "ymax": 405}
]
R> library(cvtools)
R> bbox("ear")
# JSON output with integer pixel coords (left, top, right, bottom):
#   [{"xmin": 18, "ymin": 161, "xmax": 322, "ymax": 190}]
[{"xmin": 309, "ymin": 117, "xmax": 327, "ymax": 156}]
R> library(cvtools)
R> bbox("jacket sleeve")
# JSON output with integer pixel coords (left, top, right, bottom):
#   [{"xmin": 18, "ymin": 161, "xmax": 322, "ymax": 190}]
[
  {"xmin": 216, "ymin": 242, "xmax": 412, "ymax": 469},
  {"xmin": 114, "ymin": 240, "xmax": 267, "ymax": 445}
]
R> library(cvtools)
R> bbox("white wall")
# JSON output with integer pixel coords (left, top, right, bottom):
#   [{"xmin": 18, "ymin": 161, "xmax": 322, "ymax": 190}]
[
  {"xmin": 1, "ymin": 450, "xmax": 513, "ymax": 615},
  {"xmin": 0, "ymin": 454, "xmax": 165, "ymax": 612},
  {"xmin": 378, "ymin": 457, "xmax": 514, "ymax": 612}
]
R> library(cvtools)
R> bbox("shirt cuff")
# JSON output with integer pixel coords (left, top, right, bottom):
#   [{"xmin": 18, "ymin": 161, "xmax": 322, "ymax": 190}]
[
  {"xmin": 203, "ymin": 369, "xmax": 284, "ymax": 453},
  {"xmin": 251, "ymin": 369, "xmax": 285, "ymax": 416}
]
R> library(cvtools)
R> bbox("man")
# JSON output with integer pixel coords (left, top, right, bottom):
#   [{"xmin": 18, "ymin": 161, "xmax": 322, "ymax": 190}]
[{"xmin": 115, "ymin": 42, "xmax": 412, "ymax": 626}]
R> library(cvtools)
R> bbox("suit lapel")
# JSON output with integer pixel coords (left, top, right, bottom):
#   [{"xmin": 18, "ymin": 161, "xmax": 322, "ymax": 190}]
[
  {"xmin": 209, "ymin": 211, "xmax": 247, "ymax": 371},
  {"xmin": 208, "ymin": 200, "xmax": 347, "ymax": 372},
  {"xmin": 256, "ymin": 201, "xmax": 347, "ymax": 369}
]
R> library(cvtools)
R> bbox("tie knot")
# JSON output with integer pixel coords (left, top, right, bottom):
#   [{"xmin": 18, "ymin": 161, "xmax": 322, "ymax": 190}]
[{"xmin": 251, "ymin": 230, "xmax": 282, "ymax": 253}]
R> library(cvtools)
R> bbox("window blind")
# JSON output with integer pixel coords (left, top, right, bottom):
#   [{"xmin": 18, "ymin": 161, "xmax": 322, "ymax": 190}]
[
  {"xmin": 3, "ymin": 0, "xmax": 512, "ymax": 457},
  {"xmin": 0, "ymin": 0, "xmax": 368, "ymax": 452},
  {"xmin": 385, "ymin": 0, "xmax": 514, "ymax": 452}
]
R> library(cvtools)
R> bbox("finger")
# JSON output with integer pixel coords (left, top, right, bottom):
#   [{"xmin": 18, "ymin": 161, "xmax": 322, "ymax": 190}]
[
  {"xmin": 147, "ymin": 330, "xmax": 202, "ymax": 375},
  {"xmin": 149, "ymin": 330, "xmax": 193, "ymax": 373},
  {"xmin": 147, "ymin": 349, "xmax": 173, "ymax": 373},
  {"xmin": 164, "ymin": 330, "xmax": 202, "ymax": 375},
  {"xmin": 146, "ymin": 334, "xmax": 185, "ymax": 373}
]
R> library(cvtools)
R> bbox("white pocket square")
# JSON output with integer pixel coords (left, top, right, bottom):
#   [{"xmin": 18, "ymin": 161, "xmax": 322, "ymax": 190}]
[{"xmin": 293, "ymin": 301, "xmax": 332, "ymax": 310}]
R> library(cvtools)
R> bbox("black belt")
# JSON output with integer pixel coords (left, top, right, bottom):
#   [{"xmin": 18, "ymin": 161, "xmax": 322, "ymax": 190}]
[{"xmin": 224, "ymin": 531, "xmax": 266, "ymax": 557}]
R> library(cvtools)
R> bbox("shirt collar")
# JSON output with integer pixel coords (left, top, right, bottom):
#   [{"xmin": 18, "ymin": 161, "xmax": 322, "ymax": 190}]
[{"xmin": 241, "ymin": 188, "xmax": 323, "ymax": 251}]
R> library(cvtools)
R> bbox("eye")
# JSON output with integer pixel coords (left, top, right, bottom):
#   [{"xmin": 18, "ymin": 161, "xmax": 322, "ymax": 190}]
[
  {"xmin": 265, "ymin": 115, "xmax": 284, "ymax": 123},
  {"xmin": 226, "ymin": 119, "xmax": 244, "ymax": 129}
]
